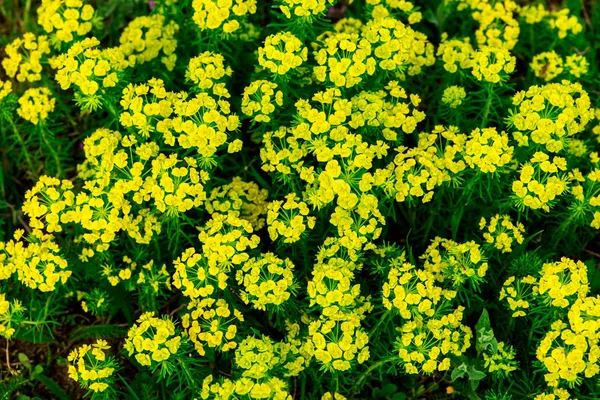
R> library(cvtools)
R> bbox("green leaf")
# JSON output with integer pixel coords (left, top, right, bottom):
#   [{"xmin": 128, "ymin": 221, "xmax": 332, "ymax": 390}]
[
  {"xmin": 14, "ymin": 328, "xmax": 54, "ymax": 344},
  {"xmin": 32, "ymin": 364, "xmax": 43, "ymax": 376},
  {"xmin": 17, "ymin": 353, "xmax": 30, "ymax": 365},
  {"xmin": 69, "ymin": 324, "xmax": 127, "ymax": 341},
  {"xmin": 34, "ymin": 375, "xmax": 69, "ymax": 400},
  {"xmin": 475, "ymin": 309, "xmax": 491, "ymax": 332},
  {"xmin": 118, "ymin": 375, "xmax": 141, "ymax": 400},
  {"xmin": 475, "ymin": 309, "xmax": 498, "ymax": 354},
  {"xmin": 467, "ymin": 365, "xmax": 486, "ymax": 381},
  {"xmin": 451, "ymin": 363, "xmax": 468, "ymax": 381}
]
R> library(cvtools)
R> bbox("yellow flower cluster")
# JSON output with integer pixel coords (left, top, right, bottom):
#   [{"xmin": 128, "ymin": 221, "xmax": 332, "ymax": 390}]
[
  {"xmin": 533, "ymin": 277, "xmax": 600, "ymax": 390},
  {"xmin": 467, "ymin": 0, "xmax": 520, "ymax": 49},
  {"xmin": 24, "ymin": 159, "xmax": 154, "ymax": 253},
  {"xmin": 531, "ymin": 52, "xmax": 589, "ymax": 81},
  {"xmin": 68, "ymin": 340, "xmax": 117, "ymax": 393},
  {"xmin": 236, "ymin": 253, "xmax": 295, "ymax": 311},
  {"xmin": 533, "ymin": 388, "xmax": 572, "ymax": 400},
  {"xmin": 267, "ymin": 194, "xmax": 316, "ymax": 243},
  {"xmin": 518, "ymin": 5, "xmax": 583, "ymax": 39},
  {"xmin": 173, "ymin": 179, "xmax": 270, "ymax": 355},
  {"xmin": 0, "ymin": 294, "xmax": 24, "ymax": 338},
  {"xmin": 538, "ymin": 258, "xmax": 589, "ymax": 308},
  {"xmin": 0, "ymin": 227, "xmax": 70, "ymax": 292},
  {"xmin": 421, "ymin": 237, "xmax": 488, "ymax": 288},
  {"xmin": 382, "ymin": 260, "xmax": 456, "ymax": 320},
  {"xmin": 258, "ymin": 32, "xmax": 307, "ymax": 77},
  {"xmin": 259, "ymin": 85, "xmax": 427, "ymax": 256},
  {"xmin": 499, "ymin": 275, "xmax": 537, "ymax": 317},
  {"xmin": 2, "ymin": 33, "xmax": 50, "ymax": 83},
  {"xmin": 511, "ymin": 152, "xmax": 568, "ymax": 212},
  {"xmin": 279, "ymin": 0, "xmax": 331, "ymax": 20},
  {"xmin": 200, "ymin": 336, "xmax": 296, "ymax": 399},
  {"xmin": 119, "ymin": 14, "xmax": 180, "ymax": 71},
  {"xmin": 173, "ymin": 247, "xmax": 226, "ymax": 300},
  {"xmin": 0, "ymin": 80, "xmax": 12, "ymax": 101},
  {"xmin": 182, "ymin": 297, "xmax": 244, "ymax": 355},
  {"xmin": 314, "ymin": 33, "xmax": 376, "ymax": 89},
  {"xmin": 241, "ymin": 80, "xmax": 283, "ymax": 123},
  {"xmin": 531, "ymin": 51, "xmax": 564, "ymax": 81},
  {"xmin": 123, "ymin": 312, "xmax": 182, "ymax": 366},
  {"xmin": 471, "ymin": 46, "xmax": 516, "ymax": 83},
  {"xmin": 537, "ymin": 317, "xmax": 599, "ymax": 388},
  {"xmin": 385, "ymin": 125, "xmax": 466, "ymax": 203},
  {"xmin": 464, "ymin": 127, "xmax": 513, "ymax": 173},
  {"xmin": 52, "ymin": 37, "xmax": 119, "ymax": 96},
  {"xmin": 120, "ymin": 78, "xmax": 239, "ymax": 160},
  {"xmin": 396, "ymin": 305, "xmax": 472, "ymax": 374},
  {"xmin": 362, "ymin": 16, "xmax": 435, "ymax": 77},
  {"xmin": 436, "ymin": 35, "xmax": 473, "ymax": 74},
  {"xmin": 306, "ymin": 239, "xmax": 372, "ymax": 371},
  {"xmin": 547, "ymin": 9, "xmax": 583, "ymax": 39},
  {"xmin": 17, "ymin": 87, "xmax": 56, "ymax": 125},
  {"xmin": 204, "ymin": 177, "xmax": 269, "ymax": 230},
  {"xmin": 479, "ymin": 214, "xmax": 525, "ymax": 253},
  {"xmin": 518, "ymin": 4, "xmax": 547, "ymax": 25},
  {"xmin": 308, "ymin": 317, "xmax": 371, "ymax": 372},
  {"xmin": 564, "ymin": 54, "xmax": 589, "ymax": 79},
  {"xmin": 321, "ymin": 393, "xmax": 346, "ymax": 400},
  {"xmin": 37, "ymin": 0, "xmax": 96, "ymax": 44},
  {"xmin": 186, "ymin": 52, "xmax": 233, "ymax": 95},
  {"xmin": 192, "ymin": 0, "xmax": 257, "ymax": 34},
  {"xmin": 198, "ymin": 212, "xmax": 261, "ymax": 271},
  {"xmin": 441, "ymin": 85, "xmax": 466, "ymax": 108},
  {"xmin": 483, "ymin": 341, "xmax": 517, "ymax": 377}
]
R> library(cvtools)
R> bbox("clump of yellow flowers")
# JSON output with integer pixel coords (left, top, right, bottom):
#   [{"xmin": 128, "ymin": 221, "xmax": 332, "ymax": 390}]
[
  {"xmin": 37, "ymin": 0, "xmax": 96, "ymax": 44},
  {"xmin": 123, "ymin": 312, "xmax": 182, "ymax": 367},
  {"xmin": 2, "ymin": 0, "xmax": 600, "ymax": 398},
  {"xmin": 68, "ymin": 339, "xmax": 119, "ymax": 395},
  {"xmin": 2, "ymin": 33, "xmax": 50, "ymax": 82}
]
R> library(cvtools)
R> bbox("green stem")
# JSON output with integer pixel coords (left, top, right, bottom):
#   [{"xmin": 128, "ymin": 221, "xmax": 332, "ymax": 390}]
[
  {"xmin": 481, "ymin": 85, "xmax": 493, "ymax": 128},
  {"xmin": 39, "ymin": 124, "xmax": 63, "ymax": 178},
  {"xmin": 352, "ymin": 355, "xmax": 397, "ymax": 391},
  {"xmin": 8, "ymin": 117, "xmax": 37, "ymax": 177},
  {"xmin": 23, "ymin": 0, "xmax": 31, "ymax": 28},
  {"xmin": 368, "ymin": 310, "xmax": 391, "ymax": 337}
]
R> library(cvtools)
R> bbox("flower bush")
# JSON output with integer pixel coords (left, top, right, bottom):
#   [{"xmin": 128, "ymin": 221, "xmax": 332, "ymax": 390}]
[{"xmin": 1, "ymin": 0, "xmax": 600, "ymax": 399}]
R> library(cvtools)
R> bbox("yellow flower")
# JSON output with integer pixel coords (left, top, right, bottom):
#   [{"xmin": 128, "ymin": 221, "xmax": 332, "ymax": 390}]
[
  {"xmin": 508, "ymin": 81, "xmax": 594, "ymax": 154},
  {"xmin": 67, "ymin": 340, "xmax": 117, "ymax": 393},
  {"xmin": 236, "ymin": 253, "xmax": 295, "ymax": 310},
  {"xmin": 186, "ymin": 52, "xmax": 233, "ymax": 95},
  {"xmin": 17, "ymin": 87, "xmax": 56, "ymax": 125},
  {"xmin": 531, "ymin": 51, "xmax": 564, "ymax": 81},
  {"xmin": 313, "ymin": 33, "xmax": 376, "ymax": 88},
  {"xmin": 564, "ymin": 54, "xmax": 589, "ymax": 78},
  {"xmin": 258, "ymin": 32, "xmax": 307, "ymax": 76},
  {"xmin": 37, "ymin": 0, "xmax": 96, "ymax": 44},
  {"xmin": 479, "ymin": 215, "xmax": 525, "ymax": 253},
  {"xmin": 241, "ymin": 80, "xmax": 283, "ymax": 123},
  {"xmin": 463, "ymin": 128, "xmax": 513, "ymax": 173},
  {"xmin": 441, "ymin": 86, "xmax": 466, "ymax": 108},
  {"xmin": 436, "ymin": 35, "xmax": 474, "ymax": 73},
  {"xmin": 538, "ymin": 258, "xmax": 589, "ymax": 308},
  {"xmin": 118, "ymin": 14, "xmax": 179, "ymax": 71},
  {"xmin": 2, "ymin": 33, "xmax": 50, "ymax": 82},
  {"xmin": 124, "ymin": 312, "xmax": 182, "ymax": 366},
  {"xmin": 471, "ymin": 46, "xmax": 516, "ymax": 83},
  {"xmin": 192, "ymin": 0, "xmax": 257, "ymax": 33}
]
